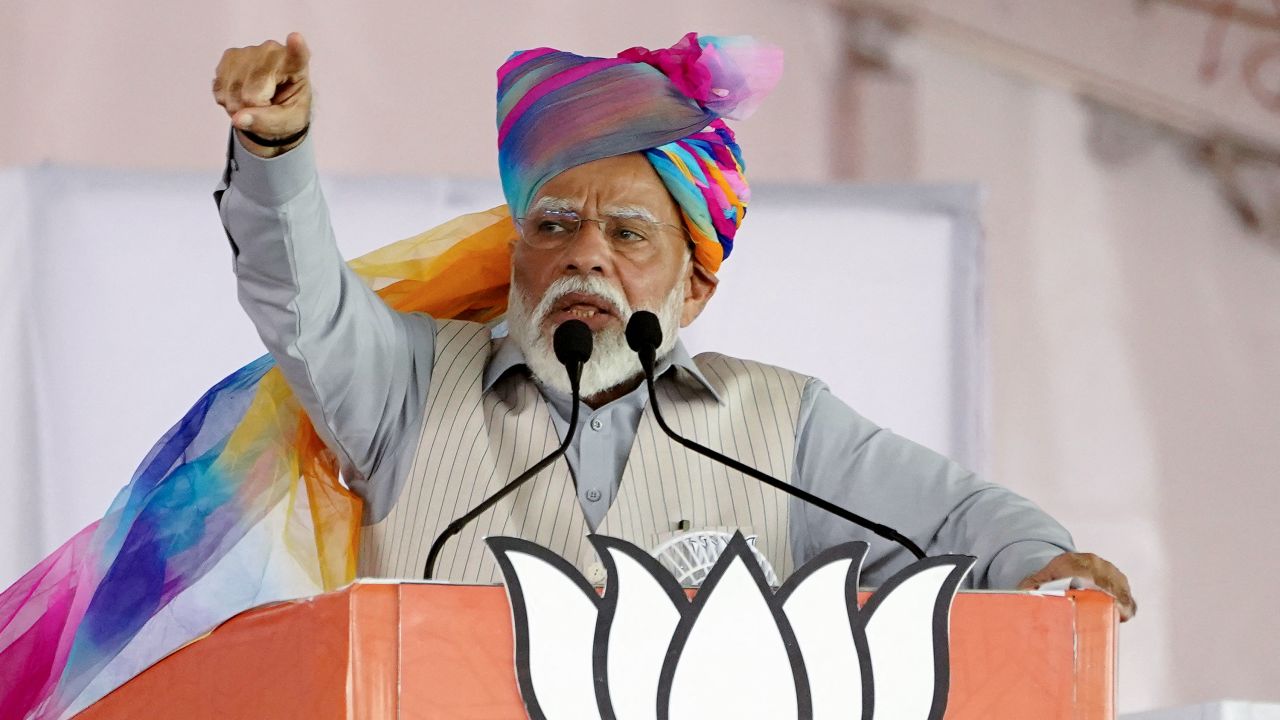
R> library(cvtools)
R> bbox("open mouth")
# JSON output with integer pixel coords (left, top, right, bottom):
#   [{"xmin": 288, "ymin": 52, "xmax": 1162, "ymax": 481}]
[{"xmin": 547, "ymin": 292, "xmax": 620, "ymax": 330}]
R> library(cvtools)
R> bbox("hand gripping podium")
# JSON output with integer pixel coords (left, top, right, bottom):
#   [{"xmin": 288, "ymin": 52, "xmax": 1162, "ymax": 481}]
[{"xmin": 78, "ymin": 581, "xmax": 1116, "ymax": 719}]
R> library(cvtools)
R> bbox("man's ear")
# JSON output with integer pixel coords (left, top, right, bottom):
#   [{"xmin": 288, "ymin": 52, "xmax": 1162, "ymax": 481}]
[{"xmin": 680, "ymin": 260, "xmax": 719, "ymax": 326}]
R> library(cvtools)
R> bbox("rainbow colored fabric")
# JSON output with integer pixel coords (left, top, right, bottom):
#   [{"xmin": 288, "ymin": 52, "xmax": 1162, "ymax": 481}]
[
  {"xmin": 498, "ymin": 32, "xmax": 782, "ymax": 272},
  {"xmin": 0, "ymin": 211, "xmax": 517, "ymax": 719},
  {"xmin": 0, "ymin": 33, "xmax": 781, "ymax": 719}
]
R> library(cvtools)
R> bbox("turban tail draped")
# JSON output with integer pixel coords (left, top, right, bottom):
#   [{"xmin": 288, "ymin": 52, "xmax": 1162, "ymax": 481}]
[{"xmin": 0, "ymin": 33, "xmax": 780, "ymax": 719}]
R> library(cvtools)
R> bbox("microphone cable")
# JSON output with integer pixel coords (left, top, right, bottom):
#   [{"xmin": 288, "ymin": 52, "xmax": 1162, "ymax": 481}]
[
  {"xmin": 423, "ymin": 319, "xmax": 594, "ymax": 579},
  {"xmin": 625, "ymin": 310, "xmax": 925, "ymax": 560}
]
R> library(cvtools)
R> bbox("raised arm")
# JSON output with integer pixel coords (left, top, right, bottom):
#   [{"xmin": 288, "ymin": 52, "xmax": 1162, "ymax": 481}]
[{"xmin": 211, "ymin": 34, "xmax": 435, "ymax": 509}]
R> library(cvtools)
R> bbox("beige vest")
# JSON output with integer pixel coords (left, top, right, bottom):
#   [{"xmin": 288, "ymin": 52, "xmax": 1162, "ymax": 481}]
[{"xmin": 358, "ymin": 320, "xmax": 808, "ymax": 584}]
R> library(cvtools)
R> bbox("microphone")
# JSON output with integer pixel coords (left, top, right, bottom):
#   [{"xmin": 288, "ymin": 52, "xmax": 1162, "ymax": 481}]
[
  {"xmin": 423, "ymin": 319, "xmax": 593, "ymax": 579},
  {"xmin": 625, "ymin": 311, "xmax": 926, "ymax": 560}
]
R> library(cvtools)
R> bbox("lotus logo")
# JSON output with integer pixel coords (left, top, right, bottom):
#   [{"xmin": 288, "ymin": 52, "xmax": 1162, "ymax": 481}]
[{"xmin": 486, "ymin": 532, "xmax": 975, "ymax": 719}]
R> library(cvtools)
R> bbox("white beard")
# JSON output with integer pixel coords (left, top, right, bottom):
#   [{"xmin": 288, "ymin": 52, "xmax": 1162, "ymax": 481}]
[{"xmin": 507, "ymin": 271, "xmax": 685, "ymax": 398}]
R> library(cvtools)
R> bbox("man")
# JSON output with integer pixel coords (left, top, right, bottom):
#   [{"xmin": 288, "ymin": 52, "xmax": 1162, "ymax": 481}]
[{"xmin": 212, "ymin": 32, "xmax": 1134, "ymax": 618}]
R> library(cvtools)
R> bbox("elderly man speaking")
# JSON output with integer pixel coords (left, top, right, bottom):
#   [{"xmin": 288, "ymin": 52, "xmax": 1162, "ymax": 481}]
[
  {"xmin": 1, "ymin": 31, "xmax": 1145, "ymax": 718},
  {"xmin": 212, "ymin": 33, "xmax": 1133, "ymax": 610}
]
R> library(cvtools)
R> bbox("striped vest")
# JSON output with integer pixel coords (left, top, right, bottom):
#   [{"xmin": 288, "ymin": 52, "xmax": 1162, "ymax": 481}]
[{"xmin": 357, "ymin": 320, "xmax": 809, "ymax": 584}]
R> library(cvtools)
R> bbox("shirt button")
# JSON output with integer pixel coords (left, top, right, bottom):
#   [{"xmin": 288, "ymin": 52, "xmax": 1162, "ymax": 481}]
[
  {"xmin": 585, "ymin": 488, "xmax": 602, "ymax": 502},
  {"xmin": 586, "ymin": 562, "xmax": 607, "ymax": 585},
  {"xmin": 590, "ymin": 417, "xmax": 603, "ymax": 431}
]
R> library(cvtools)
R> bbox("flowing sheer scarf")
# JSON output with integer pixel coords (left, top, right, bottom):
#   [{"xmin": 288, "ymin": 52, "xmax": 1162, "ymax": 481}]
[{"xmin": 0, "ymin": 208, "xmax": 516, "ymax": 720}]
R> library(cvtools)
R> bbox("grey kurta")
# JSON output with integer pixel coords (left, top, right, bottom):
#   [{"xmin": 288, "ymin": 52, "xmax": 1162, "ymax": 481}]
[{"xmin": 214, "ymin": 131, "xmax": 1074, "ymax": 588}]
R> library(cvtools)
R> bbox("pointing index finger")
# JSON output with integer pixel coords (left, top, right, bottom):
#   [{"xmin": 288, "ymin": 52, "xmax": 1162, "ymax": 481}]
[{"xmin": 283, "ymin": 32, "xmax": 311, "ymax": 75}]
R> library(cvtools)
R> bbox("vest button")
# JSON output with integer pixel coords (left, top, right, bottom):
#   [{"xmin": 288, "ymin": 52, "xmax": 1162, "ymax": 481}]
[{"xmin": 585, "ymin": 488, "xmax": 602, "ymax": 502}]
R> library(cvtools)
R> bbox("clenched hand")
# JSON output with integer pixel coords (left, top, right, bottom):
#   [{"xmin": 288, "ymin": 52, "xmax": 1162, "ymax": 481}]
[{"xmin": 212, "ymin": 32, "xmax": 312, "ymax": 158}]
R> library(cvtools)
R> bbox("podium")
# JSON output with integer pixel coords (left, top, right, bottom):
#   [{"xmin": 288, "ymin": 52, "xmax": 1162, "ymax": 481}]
[{"xmin": 78, "ymin": 582, "xmax": 1116, "ymax": 719}]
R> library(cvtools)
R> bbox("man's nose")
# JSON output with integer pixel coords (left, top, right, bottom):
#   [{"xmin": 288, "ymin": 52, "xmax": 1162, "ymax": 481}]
[{"xmin": 561, "ymin": 220, "xmax": 612, "ymax": 274}]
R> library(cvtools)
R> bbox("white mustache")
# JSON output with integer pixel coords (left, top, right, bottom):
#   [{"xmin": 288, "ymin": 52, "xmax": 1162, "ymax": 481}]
[{"xmin": 532, "ymin": 276, "xmax": 633, "ymax": 327}]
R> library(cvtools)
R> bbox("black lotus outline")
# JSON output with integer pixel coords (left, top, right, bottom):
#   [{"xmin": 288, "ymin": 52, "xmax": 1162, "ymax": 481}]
[
  {"xmin": 772, "ymin": 540, "xmax": 873, "ymax": 720},
  {"xmin": 486, "ymin": 535, "xmax": 603, "ymax": 720},
  {"xmin": 853, "ymin": 554, "xmax": 975, "ymax": 720},
  {"xmin": 487, "ymin": 532, "xmax": 976, "ymax": 720},
  {"xmin": 588, "ymin": 534, "xmax": 688, "ymax": 720},
  {"xmin": 654, "ymin": 532, "xmax": 813, "ymax": 719}
]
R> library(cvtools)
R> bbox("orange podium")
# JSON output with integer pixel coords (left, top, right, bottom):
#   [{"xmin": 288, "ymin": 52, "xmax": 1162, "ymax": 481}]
[{"xmin": 78, "ymin": 582, "xmax": 1116, "ymax": 719}]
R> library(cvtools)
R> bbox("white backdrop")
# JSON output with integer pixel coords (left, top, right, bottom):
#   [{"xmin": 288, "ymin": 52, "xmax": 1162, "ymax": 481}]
[{"xmin": 0, "ymin": 166, "xmax": 983, "ymax": 589}]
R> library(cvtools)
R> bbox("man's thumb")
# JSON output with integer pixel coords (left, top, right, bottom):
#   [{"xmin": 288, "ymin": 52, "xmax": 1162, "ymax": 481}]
[{"xmin": 1016, "ymin": 570, "xmax": 1049, "ymax": 590}]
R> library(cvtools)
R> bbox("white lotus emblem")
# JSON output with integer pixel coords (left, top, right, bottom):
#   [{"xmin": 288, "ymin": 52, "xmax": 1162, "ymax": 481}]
[{"xmin": 487, "ymin": 532, "xmax": 974, "ymax": 719}]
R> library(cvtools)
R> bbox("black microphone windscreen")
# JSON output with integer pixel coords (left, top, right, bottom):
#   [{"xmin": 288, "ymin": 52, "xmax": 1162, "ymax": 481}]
[
  {"xmin": 553, "ymin": 319, "xmax": 593, "ymax": 367},
  {"xmin": 625, "ymin": 311, "xmax": 663, "ymax": 354}
]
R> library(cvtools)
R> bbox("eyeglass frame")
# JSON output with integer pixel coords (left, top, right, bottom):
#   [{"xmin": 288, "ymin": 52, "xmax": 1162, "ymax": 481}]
[{"xmin": 514, "ymin": 208, "xmax": 694, "ymax": 255}]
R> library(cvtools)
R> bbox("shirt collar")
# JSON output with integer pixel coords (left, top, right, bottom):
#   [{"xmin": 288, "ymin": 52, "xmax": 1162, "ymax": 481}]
[{"xmin": 482, "ymin": 330, "xmax": 724, "ymax": 405}]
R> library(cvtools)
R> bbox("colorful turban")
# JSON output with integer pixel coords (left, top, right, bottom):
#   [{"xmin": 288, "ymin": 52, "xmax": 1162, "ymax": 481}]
[{"xmin": 497, "ymin": 33, "xmax": 783, "ymax": 272}]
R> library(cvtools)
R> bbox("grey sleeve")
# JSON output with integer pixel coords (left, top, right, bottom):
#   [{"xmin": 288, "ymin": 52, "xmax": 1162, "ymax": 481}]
[
  {"xmin": 213, "ymin": 130, "xmax": 436, "ymax": 502},
  {"xmin": 788, "ymin": 378, "xmax": 1074, "ymax": 589}
]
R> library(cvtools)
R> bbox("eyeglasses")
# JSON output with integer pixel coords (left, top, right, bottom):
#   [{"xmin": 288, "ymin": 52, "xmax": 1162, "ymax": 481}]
[{"xmin": 516, "ymin": 209, "xmax": 688, "ymax": 256}]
